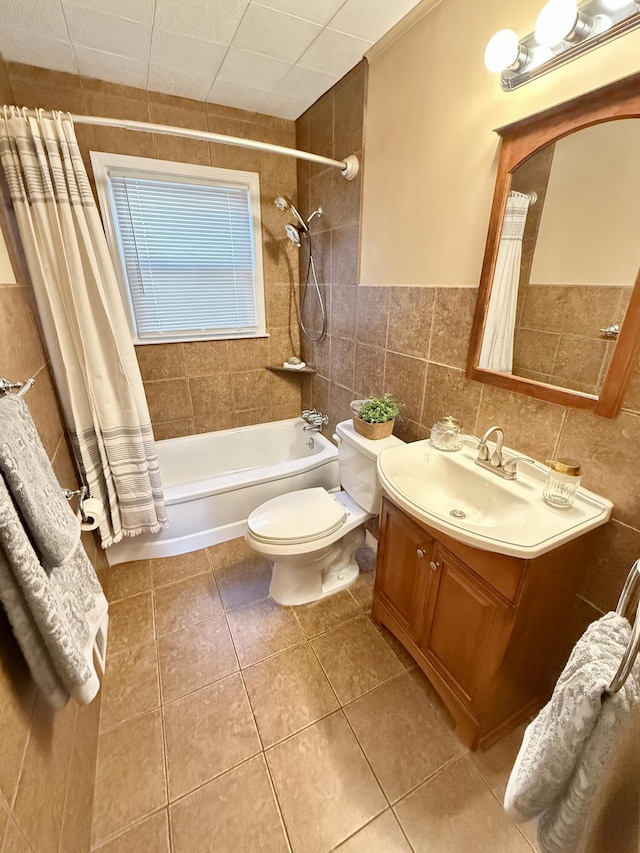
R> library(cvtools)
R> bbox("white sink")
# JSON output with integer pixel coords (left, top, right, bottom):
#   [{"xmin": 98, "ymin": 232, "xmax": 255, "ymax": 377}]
[{"xmin": 377, "ymin": 439, "xmax": 612, "ymax": 558}]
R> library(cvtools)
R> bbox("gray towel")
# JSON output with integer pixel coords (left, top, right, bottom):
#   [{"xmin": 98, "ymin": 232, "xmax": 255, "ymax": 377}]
[
  {"xmin": 504, "ymin": 611, "xmax": 640, "ymax": 853},
  {"xmin": 0, "ymin": 395, "xmax": 108, "ymax": 708},
  {"xmin": 0, "ymin": 395, "xmax": 80, "ymax": 566}
]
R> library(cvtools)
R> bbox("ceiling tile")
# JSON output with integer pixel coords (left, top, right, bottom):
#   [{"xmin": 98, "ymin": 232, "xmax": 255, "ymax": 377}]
[
  {"xmin": 63, "ymin": 4, "xmax": 151, "ymax": 61},
  {"xmin": 150, "ymin": 30, "xmax": 227, "ymax": 78},
  {"xmin": 232, "ymin": 4, "xmax": 321, "ymax": 63},
  {"xmin": 154, "ymin": 0, "xmax": 250, "ymax": 45},
  {"xmin": 255, "ymin": 0, "xmax": 346, "ymax": 26},
  {"xmin": 216, "ymin": 48, "xmax": 291, "ymax": 93},
  {"xmin": 275, "ymin": 65, "xmax": 338, "ymax": 103},
  {"xmin": 61, "ymin": 0, "xmax": 154, "ymax": 25},
  {"xmin": 297, "ymin": 27, "xmax": 370, "ymax": 78},
  {"xmin": 0, "ymin": 0, "xmax": 70, "ymax": 42},
  {"xmin": 147, "ymin": 64, "xmax": 214, "ymax": 101},
  {"xmin": 0, "ymin": 27, "xmax": 77, "ymax": 74},
  {"xmin": 328, "ymin": 0, "xmax": 419, "ymax": 42},
  {"xmin": 260, "ymin": 90, "xmax": 309, "ymax": 121},
  {"xmin": 206, "ymin": 79, "xmax": 269, "ymax": 112},
  {"xmin": 74, "ymin": 47, "xmax": 148, "ymax": 88}
]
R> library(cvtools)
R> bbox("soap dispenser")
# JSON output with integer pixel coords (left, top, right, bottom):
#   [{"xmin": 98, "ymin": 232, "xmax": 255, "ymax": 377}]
[{"xmin": 543, "ymin": 458, "xmax": 582, "ymax": 508}]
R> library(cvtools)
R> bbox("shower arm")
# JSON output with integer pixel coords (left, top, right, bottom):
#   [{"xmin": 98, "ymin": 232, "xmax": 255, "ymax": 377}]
[{"xmin": 11, "ymin": 109, "xmax": 360, "ymax": 181}]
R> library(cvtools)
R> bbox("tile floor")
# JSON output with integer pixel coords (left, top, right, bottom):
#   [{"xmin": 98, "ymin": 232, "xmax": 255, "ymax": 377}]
[{"xmin": 91, "ymin": 538, "xmax": 540, "ymax": 852}]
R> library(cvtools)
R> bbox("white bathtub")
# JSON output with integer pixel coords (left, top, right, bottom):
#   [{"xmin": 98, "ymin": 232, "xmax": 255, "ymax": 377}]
[{"xmin": 106, "ymin": 418, "xmax": 340, "ymax": 566}]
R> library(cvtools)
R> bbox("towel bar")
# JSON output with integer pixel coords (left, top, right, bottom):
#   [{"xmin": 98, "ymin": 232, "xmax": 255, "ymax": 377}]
[
  {"xmin": 608, "ymin": 557, "xmax": 640, "ymax": 693},
  {"xmin": 0, "ymin": 377, "xmax": 35, "ymax": 397}
]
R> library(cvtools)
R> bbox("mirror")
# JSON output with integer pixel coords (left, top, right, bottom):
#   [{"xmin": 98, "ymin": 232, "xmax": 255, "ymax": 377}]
[{"xmin": 468, "ymin": 73, "xmax": 640, "ymax": 418}]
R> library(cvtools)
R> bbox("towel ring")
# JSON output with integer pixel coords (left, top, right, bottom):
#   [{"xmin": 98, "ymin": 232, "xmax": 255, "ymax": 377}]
[{"xmin": 608, "ymin": 558, "xmax": 640, "ymax": 693}]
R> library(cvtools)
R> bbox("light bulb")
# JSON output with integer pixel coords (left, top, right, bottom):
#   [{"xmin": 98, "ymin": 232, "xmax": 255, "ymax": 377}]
[
  {"xmin": 535, "ymin": 0, "xmax": 580, "ymax": 46},
  {"xmin": 484, "ymin": 29, "xmax": 522, "ymax": 73},
  {"xmin": 528, "ymin": 45, "xmax": 554, "ymax": 69},
  {"xmin": 591, "ymin": 13, "xmax": 613, "ymax": 34}
]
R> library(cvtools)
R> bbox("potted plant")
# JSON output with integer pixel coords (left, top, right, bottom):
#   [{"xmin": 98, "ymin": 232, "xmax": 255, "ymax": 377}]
[{"xmin": 351, "ymin": 393, "xmax": 402, "ymax": 440}]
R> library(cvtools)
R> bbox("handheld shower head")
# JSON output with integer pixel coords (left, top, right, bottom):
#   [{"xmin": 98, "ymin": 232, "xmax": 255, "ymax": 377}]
[
  {"xmin": 274, "ymin": 196, "xmax": 308, "ymax": 232},
  {"xmin": 285, "ymin": 223, "xmax": 302, "ymax": 247}
]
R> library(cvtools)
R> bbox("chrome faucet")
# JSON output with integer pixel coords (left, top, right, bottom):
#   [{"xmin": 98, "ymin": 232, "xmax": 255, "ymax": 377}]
[
  {"xmin": 301, "ymin": 409, "xmax": 328, "ymax": 431},
  {"xmin": 476, "ymin": 426, "xmax": 505, "ymax": 468},
  {"xmin": 475, "ymin": 425, "xmax": 534, "ymax": 481}
]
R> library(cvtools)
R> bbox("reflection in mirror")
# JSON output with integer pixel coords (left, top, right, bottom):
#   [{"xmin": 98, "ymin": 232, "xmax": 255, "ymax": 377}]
[{"xmin": 478, "ymin": 119, "xmax": 640, "ymax": 397}]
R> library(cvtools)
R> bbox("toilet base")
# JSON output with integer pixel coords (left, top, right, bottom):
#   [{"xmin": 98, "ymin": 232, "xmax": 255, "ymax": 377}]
[{"xmin": 269, "ymin": 525, "xmax": 366, "ymax": 606}]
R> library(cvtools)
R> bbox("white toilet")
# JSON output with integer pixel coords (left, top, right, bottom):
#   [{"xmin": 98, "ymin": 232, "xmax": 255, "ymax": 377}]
[{"xmin": 245, "ymin": 419, "xmax": 404, "ymax": 606}]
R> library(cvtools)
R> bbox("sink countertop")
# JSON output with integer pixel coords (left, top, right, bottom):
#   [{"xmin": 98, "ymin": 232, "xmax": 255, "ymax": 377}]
[{"xmin": 377, "ymin": 438, "xmax": 613, "ymax": 559}]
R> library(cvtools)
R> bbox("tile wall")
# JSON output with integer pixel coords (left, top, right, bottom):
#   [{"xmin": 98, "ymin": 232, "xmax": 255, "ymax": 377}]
[
  {"xmin": 297, "ymin": 62, "xmax": 640, "ymax": 690},
  {"xmin": 0, "ymin": 60, "xmax": 107, "ymax": 853},
  {"xmin": 295, "ymin": 62, "xmax": 365, "ymax": 436},
  {"xmin": 3, "ymin": 61, "xmax": 305, "ymax": 440},
  {"xmin": 512, "ymin": 284, "xmax": 632, "ymax": 394}
]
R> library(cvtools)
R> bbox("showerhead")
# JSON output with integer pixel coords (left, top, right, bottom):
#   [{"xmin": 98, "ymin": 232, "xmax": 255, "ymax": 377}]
[
  {"xmin": 285, "ymin": 223, "xmax": 302, "ymax": 247},
  {"xmin": 274, "ymin": 195, "xmax": 308, "ymax": 231}
]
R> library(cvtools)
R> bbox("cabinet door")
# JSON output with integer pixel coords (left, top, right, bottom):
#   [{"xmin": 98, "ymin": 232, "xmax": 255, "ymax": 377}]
[
  {"xmin": 374, "ymin": 500, "xmax": 432, "ymax": 638},
  {"xmin": 420, "ymin": 544, "xmax": 510, "ymax": 711}
]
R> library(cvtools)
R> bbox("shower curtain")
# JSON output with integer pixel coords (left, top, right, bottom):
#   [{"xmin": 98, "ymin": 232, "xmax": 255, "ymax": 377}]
[
  {"xmin": 478, "ymin": 191, "xmax": 531, "ymax": 373},
  {"xmin": 0, "ymin": 108, "xmax": 167, "ymax": 547}
]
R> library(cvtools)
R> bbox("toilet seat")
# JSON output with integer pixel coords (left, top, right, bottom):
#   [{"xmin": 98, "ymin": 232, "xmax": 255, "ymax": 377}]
[{"xmin": 247, "ymin": 487, "xmax": 348, "ymax": 545}]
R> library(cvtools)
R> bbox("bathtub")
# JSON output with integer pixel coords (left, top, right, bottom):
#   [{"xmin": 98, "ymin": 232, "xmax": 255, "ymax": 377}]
[{"xmin": 106, "ymin": 418, "xmax": 340, "ymax": 566}]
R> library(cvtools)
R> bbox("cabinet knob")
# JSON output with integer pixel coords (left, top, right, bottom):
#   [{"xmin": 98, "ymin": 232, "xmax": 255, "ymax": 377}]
[
  {"xmin": 430, "ymin": 561, "xmax": 440, "ymax": 572},
  {"xmin": 416, "ymin": 548, "xmax": 425, "ymax": 558}
]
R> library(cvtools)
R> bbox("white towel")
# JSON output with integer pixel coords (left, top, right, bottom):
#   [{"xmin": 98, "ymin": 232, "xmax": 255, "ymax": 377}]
[
  {"xmin": 504, "ymin": 611, "xmax": 640, "ymax": 853},
  {"xmin": 0, "ymin": 395, "xmax": 108, "ymax": 707}
]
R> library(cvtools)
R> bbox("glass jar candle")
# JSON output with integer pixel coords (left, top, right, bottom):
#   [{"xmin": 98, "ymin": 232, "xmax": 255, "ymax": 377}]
[
  {"xmin": 543, "ymin": 458, "xmax": 582, "ymax": 508},
  {"xmin": 430, "ymin": 416, "xmax": 464, "ymax": 452}
]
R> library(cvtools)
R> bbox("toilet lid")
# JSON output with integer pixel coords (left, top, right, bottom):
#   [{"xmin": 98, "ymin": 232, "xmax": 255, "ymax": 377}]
[{"xmin": 247, "ymin": 488, "xmax": 348, "ymax": 545}]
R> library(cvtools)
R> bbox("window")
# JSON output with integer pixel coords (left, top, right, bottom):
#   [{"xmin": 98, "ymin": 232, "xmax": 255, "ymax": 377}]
[{"xmin": 91, "ymin": 152, "xmax": 266, "ymax": 343}]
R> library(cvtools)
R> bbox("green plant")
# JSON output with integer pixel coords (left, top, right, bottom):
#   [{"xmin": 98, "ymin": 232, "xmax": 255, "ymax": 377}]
[{"xmin": 358, "ymin": 393, "xmax": 401, "ymax": 424}]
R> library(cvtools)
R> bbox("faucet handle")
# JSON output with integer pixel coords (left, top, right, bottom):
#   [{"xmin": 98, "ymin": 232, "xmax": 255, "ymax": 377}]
[
  {"xmin": 502, "ymin": 456, "xmax": 535, "ymax": 478},
  {"xmin": 476, "ymin": 442, "xmax": 490, "ymax": 462}
]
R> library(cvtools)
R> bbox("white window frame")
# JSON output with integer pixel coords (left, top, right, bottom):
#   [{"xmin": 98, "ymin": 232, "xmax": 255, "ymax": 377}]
[{"xmin": 91, "ymin": 151, "xmax": 267, "ymax": 344}]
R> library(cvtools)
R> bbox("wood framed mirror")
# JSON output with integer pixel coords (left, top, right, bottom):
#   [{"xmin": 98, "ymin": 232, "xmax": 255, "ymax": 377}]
[{"xmin": 467, "ymin": 72, "xmax": 640, "ymax": 418}]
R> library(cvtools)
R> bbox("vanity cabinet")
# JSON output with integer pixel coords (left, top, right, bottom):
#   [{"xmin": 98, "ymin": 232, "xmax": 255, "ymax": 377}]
[{"xmin": 373, "ymin": 497, "xmax": 586, "ymax": 750}]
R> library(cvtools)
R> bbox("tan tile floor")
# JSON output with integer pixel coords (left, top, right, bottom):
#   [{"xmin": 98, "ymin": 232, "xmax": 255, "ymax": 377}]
[{"xmin": 91, "ymin": 539, "xmax": 539, "ymax": 853}]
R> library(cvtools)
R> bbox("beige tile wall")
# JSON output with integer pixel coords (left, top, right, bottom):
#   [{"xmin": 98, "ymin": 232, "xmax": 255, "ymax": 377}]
[
  {"xmin": 297, "ymin": 61, "xmax": 640, "ymax": 694},
  {"xmin": 512, "ymin": 284, "xmax": 632, "ymax": 394},
  {"xmin": 0, "ymin": 63, "xmax": 106, "ymax": 853},
  {"xmin": 4, "ymin": 62, "xmax": 305, "ymax": 439},
  {"xmin": 295, "ymin": 61, "xmax": 366, "ymax": 436}
]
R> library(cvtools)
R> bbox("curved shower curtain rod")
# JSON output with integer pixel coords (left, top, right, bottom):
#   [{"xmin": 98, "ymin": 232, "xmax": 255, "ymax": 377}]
[{"xmin": 3, "ymin": 107, "xmax": 360, "ymax": 181}]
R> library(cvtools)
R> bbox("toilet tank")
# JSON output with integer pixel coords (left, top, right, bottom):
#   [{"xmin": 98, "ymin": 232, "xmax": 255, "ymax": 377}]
[{"xmin": 335, "ymin": 420, "xmax": 405, "ymax": 513}]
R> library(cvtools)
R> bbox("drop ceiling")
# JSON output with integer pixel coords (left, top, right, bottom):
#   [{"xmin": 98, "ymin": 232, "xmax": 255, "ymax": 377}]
[{"xmin": 0, "ymin": 0, "xmax": 422, "ymax": 119}]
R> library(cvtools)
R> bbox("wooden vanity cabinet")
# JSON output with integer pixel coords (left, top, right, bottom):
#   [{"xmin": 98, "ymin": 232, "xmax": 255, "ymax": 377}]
[{"xmin": 372, "ymin": 497, "xmax": 586, "ymax": 750}]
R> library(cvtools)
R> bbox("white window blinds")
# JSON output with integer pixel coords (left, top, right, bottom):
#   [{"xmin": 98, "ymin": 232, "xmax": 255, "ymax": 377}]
[{"xmin": 92, "ymin": 153, "xmax": 266, "ymax": 343}]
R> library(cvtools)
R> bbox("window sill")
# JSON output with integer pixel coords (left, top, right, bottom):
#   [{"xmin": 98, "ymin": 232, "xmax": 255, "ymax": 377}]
[{"xmin": 134, "ymin": 332, "xmax": 270, "ymax": 345}]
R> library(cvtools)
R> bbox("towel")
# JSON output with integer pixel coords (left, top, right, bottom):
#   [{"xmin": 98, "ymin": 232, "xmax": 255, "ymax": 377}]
[
  {"xmin": 504, "ymin": 611, "xmax": 640, "ymax": 853},
  {"xmin": 0, "ymin": 395, "xmax": 108, "ymax": 708}
]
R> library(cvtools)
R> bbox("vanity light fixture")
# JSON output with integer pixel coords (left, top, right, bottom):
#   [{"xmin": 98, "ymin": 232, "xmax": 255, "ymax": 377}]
[{"xmin": 485, "ymin": 0, "xmax": 640, "ymax": 90}]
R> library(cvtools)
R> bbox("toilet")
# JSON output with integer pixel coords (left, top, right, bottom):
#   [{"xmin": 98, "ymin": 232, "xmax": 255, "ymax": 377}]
[{"xmin": 245, "ymin": 419, "xmax": 404, "ymax": 606}]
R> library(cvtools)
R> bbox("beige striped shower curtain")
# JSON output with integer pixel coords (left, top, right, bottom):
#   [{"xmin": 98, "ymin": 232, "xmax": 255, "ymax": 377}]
[{"xmin": 0, "ymin": 108, "xmax": 167, "ymax": 547}]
